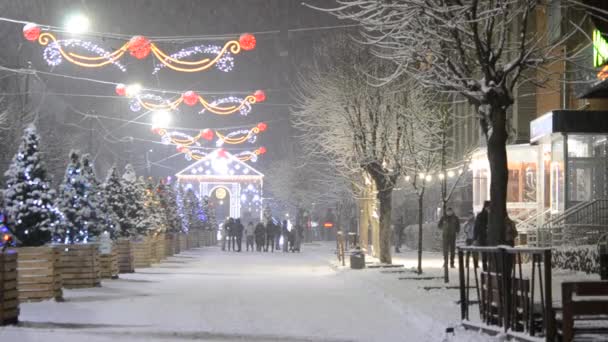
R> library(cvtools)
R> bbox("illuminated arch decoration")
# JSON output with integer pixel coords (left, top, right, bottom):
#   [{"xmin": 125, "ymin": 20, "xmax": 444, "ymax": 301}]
[
  {"xmin": 119, "ymin": 86, "xmax": 266, "ymax": 116},
  {"xmin": 23, "ymin": 23, "xmax": 256, "ymax": 73},
  {"xmin": 176, "ymin": 149, "xmax": 264, "ymax": 219},
  {"xmin": 152, "ymin": 123, "xmax": 266, "ymax": 147}
]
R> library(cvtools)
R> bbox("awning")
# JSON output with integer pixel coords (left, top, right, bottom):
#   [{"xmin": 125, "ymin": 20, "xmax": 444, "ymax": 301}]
[{"xmin": 530, "ymin": 110, "xmax": 608, "ymax": 143}]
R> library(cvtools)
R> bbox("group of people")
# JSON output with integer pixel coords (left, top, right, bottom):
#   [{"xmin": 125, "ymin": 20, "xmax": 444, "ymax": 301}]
[
  {"xmin": 439, "ymin": 200, "xmax": 517, "ymax": 269},
  {"xmin": 221, "ymin": 218, "xmax": 304, "ymax": 253}
]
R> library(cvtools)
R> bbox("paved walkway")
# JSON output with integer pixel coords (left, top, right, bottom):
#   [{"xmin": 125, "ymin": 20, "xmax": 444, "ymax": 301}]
[{"xmin": 0, "ymin": 244, "xmax": 487, "ymax": 341}]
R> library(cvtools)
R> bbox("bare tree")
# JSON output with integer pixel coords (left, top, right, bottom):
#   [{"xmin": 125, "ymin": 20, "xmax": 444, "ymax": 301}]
[
  {"xmin": 312, "ymin": 0, "xmax": 594, "ymax": 246},
  {"xmin": 293, "ymin": 36, "xmax": 410, "ymax": 263}
]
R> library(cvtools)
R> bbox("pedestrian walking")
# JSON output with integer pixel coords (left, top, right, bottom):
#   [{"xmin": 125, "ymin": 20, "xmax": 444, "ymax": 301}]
[
  {"xmin": 438, "ymin": 207, "xmax": 460, "ymax": 268},
  {"xmin": 265, "ymin": 221, "xmax": 275, "ymax": 252},
  {"xmin": 282, "ymin": 220, "xmax": 289, "ymax": 252},
  {"xmin": 274, "ymin": 221, "xmax": 281, "ymax": 250},
  {"xmin": 395, "ymin": 216, "xmax": 405, "ymax": 253},
  {"xmin": 474, "ymin": 201, "xmax": 490, "ymax": 270},
  {"xmin": 245, "ymin": 221, "xmax": 255, "ymax": 251},
  {"xmin": 235, "ymin": 218, "xmax": 244, "ymax": 252},
  {"xmin": 293, "ymin": 224, "xmax": 303, "ymax": 252},
  {"xmin": 221, "ymin": 219, "xmax": 230, "ymax": 251},
  {"xmin": 254, "ymin": 222, "xmax": 265, "ymax": 251},
  {"xmin": 227, "ymin": 218, "xmax": 235, "ymax": 251},
  {"xmin": 463, "ymin": 211, "xmax": 476, "ymax": 246}
]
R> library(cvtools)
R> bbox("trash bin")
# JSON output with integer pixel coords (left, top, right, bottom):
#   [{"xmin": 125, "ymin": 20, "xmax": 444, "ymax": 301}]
[
  {"xmin": 350, "ymin": 247, "xmax": 365, "ymax": 269},
  {"xmin": 599, "ymin": 234, "xmax": 608, "ymax": 280}
]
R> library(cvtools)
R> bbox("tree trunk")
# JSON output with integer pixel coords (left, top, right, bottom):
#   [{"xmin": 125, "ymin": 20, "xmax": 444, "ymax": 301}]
[
  {"xmin": 377, "ymin": 188, "xmax": 393, "ymax": 264},
  {"xmin": 486, "ymin": 106, "xmax": 509, "ymax": 246},
  {"xmin": 417, "ymin": 189, "xmax": 425, "ymax": 274}
]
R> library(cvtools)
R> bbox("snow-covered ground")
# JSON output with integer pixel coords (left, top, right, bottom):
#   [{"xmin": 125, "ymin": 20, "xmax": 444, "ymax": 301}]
[{"xmin": 0, "ymin": 243, "xmax": 494, "ymax": 342}]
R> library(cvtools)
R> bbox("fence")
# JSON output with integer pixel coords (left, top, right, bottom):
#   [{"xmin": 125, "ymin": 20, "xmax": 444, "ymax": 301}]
[{"xmin": 457, "ymin": 246, "xmax": 554, "ymax": 341}]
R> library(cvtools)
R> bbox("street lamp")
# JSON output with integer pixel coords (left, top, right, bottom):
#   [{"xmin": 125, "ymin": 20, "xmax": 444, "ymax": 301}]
[
  {"xmin": 64, "ymin": 14, "xmax": 90, "ymax": 34},
  {"xmin": 151, "ymin": 110, "xmax": 171, "ymax": 128}
]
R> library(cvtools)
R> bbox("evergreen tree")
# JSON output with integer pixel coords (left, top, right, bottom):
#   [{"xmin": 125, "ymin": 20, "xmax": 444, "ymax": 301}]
[
  {"xmin": 184, "ymin": 188, "xmax": 201, "ymax": 231},
  {"xmin": 176, "ymin": 184, "xmax": 189, "ymax": 233},
  {"xmin": 139, "ymin": 176, "xmax": 164, "ymax": 235},
  {"xmin": 157, "ymin": 181, "xmax": 180, "ymax": 233},
  {"xmin": 3, "ymin": 125, "xmax": 57, "ymax": 246},
  {"xmin": 82, "ymin": 154, "xmax": 118, "ymax": 239},
  {"xmin": 200, "ymin": 195, "xmax": 217, "ymax": 230},
  {"xmin": 120, "ymin": 164, "xmax": 147, "ymax": 237},
  {"xmin": 55, "ymin": 150, "xmax": 100, "ymax": 244},
  {"xmin": 104, "ymin": 166, "xmax": 129, "ymax": 238}
]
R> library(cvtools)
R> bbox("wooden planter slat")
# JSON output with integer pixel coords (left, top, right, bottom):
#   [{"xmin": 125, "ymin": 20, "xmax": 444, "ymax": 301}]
[
  {"xmin": 14, "ymin": 246, "xmax": 62, "ymax": 302},
  {"xmin": 59, "ymin": 244, "xmax": 101, "ymax": 289},
  {"xmin": 1, "ymin": 251, "xmax": 19, "ymax": 325},
  {"xmin": 179, "ymin": 233, "xmax": 187, "ymax": 251},
  {"xmin": 172, "ymin": 233, "xmax": 180, "ymax": 254},
  {"xmin": 99, "ymin": 246, "xmax": 119, "ymax": 279},
  {"xmin": 152, "ymin": 234, "xmax": 165, "ymax": 263},
  {"xmin": 115, "ymin": 240, "xmax": 134, "ymax": 273},
  {"xmin": 131, "ymin": 238, "xmax": 152, "ymax": 268},
  {"xmin": 164, "ymin": 234, "xmax": 174, "ymax": 256}
]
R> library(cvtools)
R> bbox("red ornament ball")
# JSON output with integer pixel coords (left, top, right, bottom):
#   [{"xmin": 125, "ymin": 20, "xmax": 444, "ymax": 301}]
[
  {"xmin": 254, "ymin": 90, "xmax": 266, "ymax": 103},
  {"xmin": 176, "ymin": 145, "xmax": 187, "ymax": 153},
  {"xmin": 239, "ymin": 33, "xmax": 256, "ymax": 51},
  {"xmin": 115, "ymin": 83, "xmax": 126, "ymax": 96},
  {"xmin": 257, "ymin": 122, "xmax": 267, "ymax": 132},
  {"xmin": 218, "ymin": 149, "xmax": 227, "ymax": 158},
  {"xmin": 182, "ymin": 91, "xmax": 199, "ymax": 106},
  {"xmin": 201, "ymin": 128, "xmax": 214, "ymax": 141},
  {"xmin": 259, "ymin": 147, "xmax": 267, "ymax": 155},
  {"xmin": 151, "ymin": 127, "xmax": 161, "ymax": 134},
  {"xmin": 128, "ymin": 36, "xmax": 151, "ymax": 60},
  {"xmin": 23, "ymin": 23, "xmax": 41, "ymax": 41}
]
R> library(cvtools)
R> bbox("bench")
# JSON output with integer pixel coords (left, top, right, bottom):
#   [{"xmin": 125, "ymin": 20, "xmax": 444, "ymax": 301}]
[{"xmin": 561, "ymin": 281, "xmax": 608, "ymax": 341}]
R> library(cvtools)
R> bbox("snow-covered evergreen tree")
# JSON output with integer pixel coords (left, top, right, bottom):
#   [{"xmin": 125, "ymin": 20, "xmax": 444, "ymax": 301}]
[
  {"xmin": 55, "ymin": 150, "xmax": 101, "ymax": 244},
  {"xmin": 199, "ymin": 195, "xmax": 216, "ymax": 230},
  {"xmin": 120, "ymin": 164, "xmax": 147, "ymax": 237},
  {"xmin": 184, "ymin": 188, "xmax": 201, "ymax": 231},
  {"xmin": 82, "ymin": 154, "xmax": 118, "ymax": 239},
  {"xmin": 104, "ymin": 166, "xmax": 129, "ymax": 238},
  {"xmin": 157, "ymin": 181, "xmax": 180, "ymax": 233},
  {"xmin": 138, "ymin": 176, "xmax": 164, "ymax": 235},
  {"xmin": 176, "ymin": 184, "xmax": 188, "ymax": 233},
  {"xmin": 2, "ymin": 125, "xmax": 57, "ymax": 246}
]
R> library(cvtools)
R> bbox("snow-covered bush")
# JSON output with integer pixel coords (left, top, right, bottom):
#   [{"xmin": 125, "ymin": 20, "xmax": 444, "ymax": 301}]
[{"xmin": 552, "ymin": 245, "xmax": 599, "ymax": 274}]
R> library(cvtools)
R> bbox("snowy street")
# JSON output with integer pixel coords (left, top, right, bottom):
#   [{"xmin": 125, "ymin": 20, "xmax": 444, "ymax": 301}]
[{"xmin": 0, "ymin": 243, "xmax": 491, "ymax": 342}]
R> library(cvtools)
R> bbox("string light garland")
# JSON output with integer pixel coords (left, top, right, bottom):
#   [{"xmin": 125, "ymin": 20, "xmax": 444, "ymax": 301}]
[
  {"xmin": 24, "ymin": 23, "xmax": 256, "ymax": 73},
  {"xmin": 152, "ymin": 122, "xmax": 266, "ymax": 147},
  {"xmin": 117, "ymin": 85, "xmax": 266, "ymax": 115},
  {"xmin": 179, "ymin": 146, "xmax": 267, "ymax": 162}
]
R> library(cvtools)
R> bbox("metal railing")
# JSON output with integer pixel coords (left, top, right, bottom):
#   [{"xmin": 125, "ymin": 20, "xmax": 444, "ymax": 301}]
[
  {"xmin": 537, "ymin": 199, "xmax": 608, "ymax": 246},
  {"xmin": 458, "ymin": 246, "xmax": 554, "ymax": 341}
]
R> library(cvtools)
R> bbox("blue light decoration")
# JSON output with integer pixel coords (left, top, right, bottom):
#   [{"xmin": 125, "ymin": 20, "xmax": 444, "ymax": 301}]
[
  {"xmin": 43, "ymin": 39, "xmax": 127, "ymax": 72},
  {"xmin": 0, "ymin": 212, "xmax": 16, "ymax": 248}
]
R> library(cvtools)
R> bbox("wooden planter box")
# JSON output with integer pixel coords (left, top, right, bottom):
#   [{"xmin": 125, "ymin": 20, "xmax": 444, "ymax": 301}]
[
  {"xmin": 0, "ymin": 250, "xmax": 18, "ymax": 325},
  {"xmin": 179, "ymin": 233, "xmax": 188, "ymax": 251},
  {"xmin": 190, "ymin": 231, "xmax": 201, "ymax": 248},
  {"xmin": 115, "ymin": 240, "xmax": 134, "ymax": 273},
  {"xmin": 173, "ymin": 233, "xmax": 181, "ymax": 254},
  {"xmin": 16, "ymin": 246, "xmax": 62, "ymax": 302},
  {"xmin": 164, "ymin": 234, "xmax": 174, "ymax": 257},
  {"xmin": 59, "ymin": 244, "xmax": 101, "ymax": 289},
  {"xmin": 154, "ymin": 233, "xmax": 165, "ymax": 263},
  {"xmin": 131, "ymin": 237, "xmax": 152, "ymax": 268},
  {"xmin": 99, "ymin": 247, "xmax": 119, "ymax": 279}
]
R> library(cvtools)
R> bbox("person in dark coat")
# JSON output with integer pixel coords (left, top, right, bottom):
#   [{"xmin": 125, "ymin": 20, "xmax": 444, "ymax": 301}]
[
  {"xmin": 282, "ymin": 220, "xmax": 289, "ymax": 252},
  {"xmin": 474, "ymin": 201, "xmax": 490, "ymax": 270},
  {"xmin": 293, "ymin": 225, "xmax": 303, "ymax": 252},
  {"xmin": 274, "ymin": 221, "xmax": 281, "ymax": 250},
  {"xmin": 395, "ymin": 216, "xmax": 406, "ymax": 253},
  {"xmin": 226, "ymin": 218, "xmax": 235, "ymax": 251},
  {"xmin": 254, "ymin": 222, "xmax": 265, "ymax": 251},
  {"xmin": 265, "ymin": 221, "xmax": 275, "ymax": 252},
  {"xmin": 438, "ymin": 207, "xmax": 460, "ymax": 268},
  {"xmin": 234, "ymin": 218, "xmax": 244, "ymax": 252},
  {"xmin": 245, "ymin": 221, "xmax": 255, "ymax": 252}
]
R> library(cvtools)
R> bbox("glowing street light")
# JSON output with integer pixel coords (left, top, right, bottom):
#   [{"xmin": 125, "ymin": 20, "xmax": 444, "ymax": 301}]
[
  {"xmin": 151, "ymin": 110, "xmax": 171, "ymax": 128},
  {"xmin": 125, "ymin": 83, "xmax": 142, "ymax": 98},
  {"xmin": 64, "ymin": 14, "xmax": 90, "ymax": 34}
]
